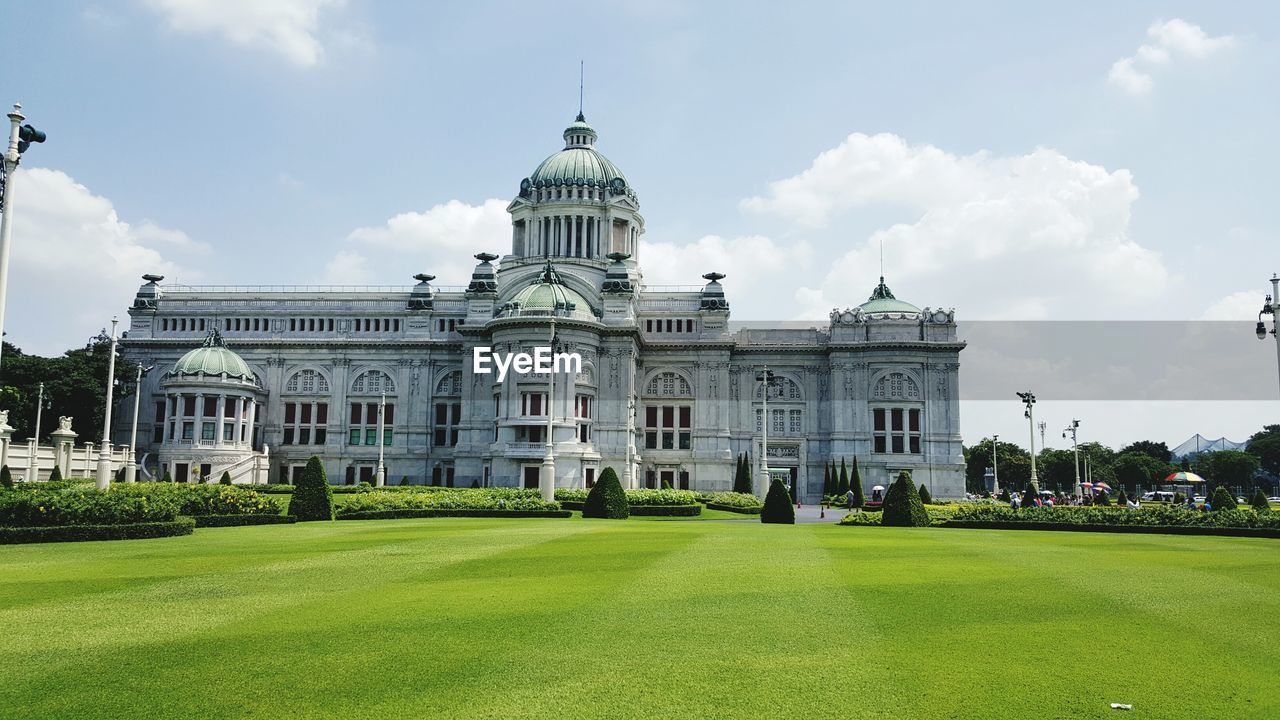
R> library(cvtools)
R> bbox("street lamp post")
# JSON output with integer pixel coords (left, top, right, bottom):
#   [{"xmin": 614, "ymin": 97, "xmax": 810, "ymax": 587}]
[
  {"xmin": 0, "ymin": 102, "xmax": 47, "ymax": 371},
  {"xmin": 375, "ymin": 392, "xmax": 386, "ymax": 487},
  {"xmin": 991, "ymin": 434, "xmax": 1000, "ymax": 494},
  {"xmin": 1063, "ymin": 419, "xmax": 1081, "ymax": 497},
  {"xmin": 95, "ymin": 317, "xmax": 119, "ymax": 490},
  {"xmin": 125, "ymin": 364, "xmax": 154, "ymax": 483},
  {"xmin": 1017, "ymin": 391, "xmax": 1038, "ymax": 490},
  {"xmin": 756, "ymin": 366, "xmax": 776, "ymax": 498},
  {"xmin": 1256, "ymin": 273, "xmax": 1280, "ymax": 401},
  {"xmin": 539, "ymin": 320, "xmax": 557, "ymax": 502},
  {"xmin": 626, "ymin": 397, "xmax": 636, "ymax": 490},
  {"xmin": 27, "ymin": 381, "xmax": 47, "ymax": 482}
]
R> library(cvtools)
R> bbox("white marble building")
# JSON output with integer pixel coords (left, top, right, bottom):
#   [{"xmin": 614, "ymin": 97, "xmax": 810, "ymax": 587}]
[{"xmin": 117, "ymin": 114, "xmax": 966, "ymax": 500}]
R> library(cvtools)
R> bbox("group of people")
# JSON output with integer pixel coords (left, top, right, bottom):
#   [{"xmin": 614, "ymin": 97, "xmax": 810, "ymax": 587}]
[{"xmin": 1006, "ymin": 490, "xmax": 1141, "ymax": 510}]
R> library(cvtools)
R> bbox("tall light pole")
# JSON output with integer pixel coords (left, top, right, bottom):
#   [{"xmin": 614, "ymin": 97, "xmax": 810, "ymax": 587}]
[
  {"xmin": 1017, "ymin": 391, "xmax": 1038, "ymax": 490},
  {"xmin": 990, "ymin": 434, "xmax": 1000, "ymax": 494},
  {"xmin": 27, "ymin": 381, "xmax": 47, "ymax": 482},
  {"xmin": 1256, "ymin": 273, "xmax": 1280, "ymax": 401},
  {"xmin": 1038, "ymin": 421, "xmax": 1046, "ymax": 449},
  {"xmin": 539, "ymin": 319, "xmax": 557, "ymax": 502},
  {"xmin": 1063, "ymin": 419, "xmax": 1081, "ymax": 497},
  {"xmin": 375, "ymin": 391, "xmax": 386, "ymax": 487},
  {"xmin": 626, "ymin": 396, "xmax": 636, "ymax": 490},
  {"xmin": 756, "ymin": 366, "xmax": 776, "ymax": 498},
  {"xmin": 32, "ymin": 381, "xmax": 45, "ymax": 442},
  {"xmin": 0, "ymin": 103, "xmax": 47, "ymax": 371},
  {"xmin": 95, "ymin": 317, "xmax": 119, "ymax": 490},
  {"xmin": 125, "ymin": 364, "xmax": 154, "ymax": 483}
]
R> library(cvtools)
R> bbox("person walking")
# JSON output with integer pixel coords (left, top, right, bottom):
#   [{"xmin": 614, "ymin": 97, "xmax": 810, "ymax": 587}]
[{"xmin": 845, "ymin": 487, "xmax": 856, "ymax": 511}]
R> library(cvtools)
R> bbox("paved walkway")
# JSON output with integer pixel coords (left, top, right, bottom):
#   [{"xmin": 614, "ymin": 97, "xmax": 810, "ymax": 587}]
[{"xmin": 793, "ymin": 504, "xmax": 850, "ymax": 524}]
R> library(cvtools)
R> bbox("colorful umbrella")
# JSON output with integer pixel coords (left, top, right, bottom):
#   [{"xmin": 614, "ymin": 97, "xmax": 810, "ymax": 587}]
[{"xmin": 1164, "ymin": 471, "xmax": 1205, "ymax": 484}]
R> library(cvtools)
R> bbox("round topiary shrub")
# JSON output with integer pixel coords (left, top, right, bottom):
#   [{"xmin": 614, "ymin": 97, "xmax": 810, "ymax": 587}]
[
  {"xmin": 1173, "ymin": 491, "xmax": 1186, "ymax": 505},
  {"xmin": 219, "ymin": 471, "xmax": 232, "ymax": 485},
  {"xmin": 760, "ymin": 477, "xmax": 795, "ymax": 524},
  {"xmin": 917, "ymin": 482, "xmax": 932, "ymax": 505},
  {"xmin": 292, "ymin": 456, "xmax": 335, "ymax": 521},
  {"xmin": 1252, "ymin": 487, "xmax": 1270, "ymax": 512},
  {"xmin": 583, "ymin": 466, "xmax": 628, "ymax": 519},
  {"xmin": 882, "ymin": 471, "xmax": 929, "ymax": 527},
  {"xmin": 1209, "ymin": 485, "xmax": 1236, "ymax": 511}
]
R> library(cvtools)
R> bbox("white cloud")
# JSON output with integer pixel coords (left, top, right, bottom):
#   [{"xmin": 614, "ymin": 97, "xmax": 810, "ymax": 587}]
[
  {"xmin": 1201, "ymin": 291, "xmax": 1265, "ymax": 321},
  {"xmin": 639, "ymin": 234, "xmax": 809, "ymax": 316},
  {"xmin": 143, "ymin": 0, "xmax": 349, "ymax": 67},
  {"xmin": 6, "ymin": 168, "xmax": 200, "ymax": 354},
  {"xmin": 743, "ymin": 132, "xmax": 1172, "ymax": 320},
  {"xmin": 1108, "ymin": 18, "xmax": 1235, "ymax": 95},
  {"xmin": 340, "ymin": 198, "xmax": 511, "ymax": 286},
  {"xmin": 320, "ymin": 249, "xmax": 374, "ymax": 285}
]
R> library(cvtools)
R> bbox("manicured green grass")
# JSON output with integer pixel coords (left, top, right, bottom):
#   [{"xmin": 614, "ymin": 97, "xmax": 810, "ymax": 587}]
[{"xmin": 2, "ymin": 520, "xmax": 1278, "ymax": 719}]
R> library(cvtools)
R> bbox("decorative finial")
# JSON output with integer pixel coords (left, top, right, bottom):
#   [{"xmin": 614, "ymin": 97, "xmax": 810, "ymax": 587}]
[
  {"xmin": 702, "ymin": 272, "xmax": 726, "ymax": 282},
  {"xmin": 142, "ymin": 273, "xmax": 165, "ymax": 284},
  {"xmin": 474, "ymin": 252, "xmax": 499, "ymax": 264},
  {"xmin": 413, "ymin": 273, "xmax": 436, "ymax": 283},
  {"xmin": 606, "ymin": 252, "xmax": 631, "ymax": 263}
]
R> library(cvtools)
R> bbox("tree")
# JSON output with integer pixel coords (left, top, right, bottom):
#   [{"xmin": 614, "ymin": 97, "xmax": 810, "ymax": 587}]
[
  {"xmin": 1195, "ymin": 450, "xmax": 1260, "ymax": 490},
  {"xmin": 882, "ymin": 471, "xmax": 929, "ymax": 527},
  {"xmin": 760, "ymin": 477, "xmax": 795, "ymax": 524},
  {"xmin": 0, "ymin": 337, "xmax": 137, "ymax": 443},
  {"xmin": 851, "ymin": 458, "xmax": 865, "ymax": 508},
  {"xmin": 1251, "ymin": 488, "xmax": 1270, "ymax": 512},
  {"xmin": 0, "ymin": 465, "xmax": 12, "ymax": 490},
  {"xmin": 1247, "ymin": 425, "xmax": 1280, "ymax": 477},
  {"xmin": 161, "ymin": 469, "xmax": 172, "ymax": 483},
  {"xmin": 1113, "ymin": 452, "xmax": 1173, "ymax": 493},
  {"xmin": 583, "ymin": 466, "xmax": 629, "ymax": 519},
  {"xmin": 1118, "ymin": 440, "xmax": 1172, "ymax": 463},
  {"xmin": 837, "ymin": 458, "xmax": 849, "ymax": 496},
  {"xmin": 822, "ymin": 462, "xmax": 833, "ymax": 497},
  {"xmin": 219, "ymin": 471, "xmax": 232, "ymax": 485},
  {"xmin": 1209, "ymin": 485, "xmax": 1236, "ymax": 511},
  {"xmin": 1116, "ymin": 489, "xmax": 1129, "ymax": 505},
  {"xmin": 1037, "ymin": 449, "xmax": 1079, "ymax": 493},
  {"xmin": 733, "ymin": 453, "xmax": 753, "ymax": 495},
  {"xmin": 49, "ymin": 465, "xmax": 63, "ymax": 482},
  {"xmin": 917, "ymin": 482, "xmax": 932, "ymax": 505},
  {"xmin": 292, "ymin": 456, "xmax": 334, "ymax": 521},
  {"xmin": 966, "ymin": 438, "xmax": 1031, "ymax": 494}
]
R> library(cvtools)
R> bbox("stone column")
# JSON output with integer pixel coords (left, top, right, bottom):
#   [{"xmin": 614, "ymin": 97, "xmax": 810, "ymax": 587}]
[{"xmin": 50, "ymin": 421, "xmax": 77, "ymax": 478}]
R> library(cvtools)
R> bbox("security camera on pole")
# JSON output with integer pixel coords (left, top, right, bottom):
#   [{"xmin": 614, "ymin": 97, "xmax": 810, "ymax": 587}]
[
  {"xmin": 0, "ymin": 103, "xmax": 48, "ymax": 371},
  {"xmin": 756, "ymin": 366, "xmax": 776, "ymax": 498},
  {"xmin": 95, "ymin": 317, "xmax": 119, "ymax": 491},
  {"xmin": 990, "ymin": 433, "xmax": 1000, "ymax": 494},
  {"xmin": 1017, "ymin": 391, "xmax": 1038, "ymax": 491},
  {"xmin": 1256, "ymin": 273, "xmax": 1280, "ymax": 403},
  {"xmin": 1063, "ymin": 419, "xmax": 1081, "ymax": 497}
]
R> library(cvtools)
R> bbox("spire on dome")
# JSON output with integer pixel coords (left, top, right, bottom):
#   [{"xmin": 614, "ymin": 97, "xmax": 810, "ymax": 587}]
[{"xmin": 868, "ymin": 276, "xmax": 897, "ymax": 301}]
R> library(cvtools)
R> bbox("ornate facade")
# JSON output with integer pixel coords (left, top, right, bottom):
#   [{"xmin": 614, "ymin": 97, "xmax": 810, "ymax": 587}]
[{"xmin": 118, "ymin": 114, "xmax": 966, "ymax": 500}]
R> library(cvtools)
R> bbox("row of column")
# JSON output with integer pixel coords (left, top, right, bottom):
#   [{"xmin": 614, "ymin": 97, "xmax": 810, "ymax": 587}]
[
  {"xmin": 533, "ymin": 214, "xmax": 611, "ymax": 258},
  {"xmin": 162, "ymin": 391, "xmax": 257, "ymax": 447}
]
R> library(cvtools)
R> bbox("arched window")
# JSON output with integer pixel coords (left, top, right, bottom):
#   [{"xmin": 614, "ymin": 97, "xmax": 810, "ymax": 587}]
[
  {"xmin": 284, "ymin": 369, "xmax": 329, "ymax": 394},
  {"xmin": 755, "ymin": 375, "xmax": 802, "ymax": 401},
  {"xmin": 351, "ymin": 370, "xmax": 395, "ymax": 395},
  {"xmin": 872, "ymin": 372, "xmax": 921, "ymax": 401},
  {"xmin": 644, "ymin": 371, "xmax": 692, "ymax": 397},
  {"xmin": 435, "ymin": 371, "xmax": 463, "ymax": 396}
]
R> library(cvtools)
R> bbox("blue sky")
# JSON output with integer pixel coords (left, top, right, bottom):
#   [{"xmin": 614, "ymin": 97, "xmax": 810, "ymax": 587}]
[{"xmin": 2, "ymin": 1, "xmax": 1278, "ymax": 448}]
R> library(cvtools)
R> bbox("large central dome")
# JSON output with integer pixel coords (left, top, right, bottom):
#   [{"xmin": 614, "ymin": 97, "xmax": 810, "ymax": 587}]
[{"xmin": 524, "ymin": 114, "xmax": 632, "ymax": 197}]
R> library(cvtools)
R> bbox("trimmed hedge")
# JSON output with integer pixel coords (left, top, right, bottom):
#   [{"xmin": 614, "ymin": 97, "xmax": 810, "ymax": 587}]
[
  {"xmin": 338, "ymin": 509, "xmax": 572, "ymax": 520},
  {"xmin": 697, "ymin": 491, "xmax": 763, "ymax": 509},
  {"xmin": 111, "ymin": 484, "xmax": 281, "ymax": 517},
  {"xmin": 946, "ymin": 504, "xmax": 1280, "ymax": 532},
  {"xmin": 761, "ymin": 478, "xmax": 795, "ymax": 524},
  {"xmin": 337, "ymin": 487, "xmax": 561, "ymax": 517},
  {"xmin": 942, "ymin": 520, "xmax": 1280, "ymax": 539},
  {"xmin": 629, "ymin": 504, "xmax": 702, "ymax": 517},
  {"xmin": 882, "ymin": 470, "xmax": 928, "ymax": 527},
  {"xmin": 1210, "ymin": 485, "xmax": 1236, "ymax": 511},
  {"xmin": 0, "ymin": 488, "xmax": 180, "ymax": 526},
  {"xmin": 584, "ymin": 467, "xmax": 630, "ymax": 519},
  {"xmin": 705, "ymin": 503, "xmax": 761, "ymax": 515},
  {"xmin": 0, "ymin": 517, "xmax": 195, "ymax": 544},
  {"xmin": 293, "ymin": 456, "xmax": 335, "ymax": 521},
  {"xmin": 194, "ymin": 514, "xmax": 298, "ymax": 528}
]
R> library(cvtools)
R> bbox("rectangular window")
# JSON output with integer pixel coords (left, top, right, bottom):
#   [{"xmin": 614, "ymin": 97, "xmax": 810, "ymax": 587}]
[
  {"xmin": 873, "ymin": 407, "xmax": 922, "ymax": 455},
  {"xmin": 644, "ymin": 404, "xmax": 692, "ymax": 451},
  {"xmin": 182, "ymin": 422, "xmax": 194, "ymax": 440},
  {"xmin": 789, "ymin": 409, "xmax": 802, "ymax": 433},
  {"xmin": 201, "ymin": 422, "xmax": 215, "ymax": 441},
  {"xmin": 183, "ymin": 396, "xmax": 196, "ymax": 416},
  {"xmin": 873, "ymin": 408, "xmax": 887, "ymax": 453},
  {"xmin": 349, "ymin": 402, "xmax": 395, "ymax": 446},
  {"xmin": 433, "ymin": 402, "xmax": 461, "ymax": 447},
  {"xmin": 284, "ymin": 402, "xmax": 328, "ymax": 445}
]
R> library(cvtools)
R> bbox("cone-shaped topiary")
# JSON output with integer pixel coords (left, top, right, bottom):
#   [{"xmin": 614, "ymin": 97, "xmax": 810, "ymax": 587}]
[
  {"xmin": 733, "ymin": 453, "xmax": 753, "ymax": 495},
  {"xmin": 1252, "ymin": 487, "xmax": 1270, "ymax": 512},
  {"xmin": 1094, "ymin": 491, "xmax": 1111, "ymax": 506},
  {"xmin": 583, "ymin": 466, "xmax": 629, "ymax": 519},
  {"xmin": 852, "ymin": 458, "xmax": 865, "ymax": 508},
  {"xmin": 49, "ymin": 465, "xmax": 63, "ymax": 483},
  {"xmin": 219, "ymin": 471, "xmax": 233, "ymax": 485},
  {"xmin": 882, "ymin": 470, "xmax": 929, "ymax": 527},
  {"xmin": 161, "ymin": 469, "xmax": 172, "ymax": 483},
  {"xmin": 292, "ymin": 455, "xmax": 335, "ymax": 521},
  {"xmin": 823, "ymin": 462, "xmax": 833, "ymax": 497},
  {"xmin": 917, "ymin": 482, "xmax": 932, "ymax": 505},
  {"xmin": 0, "ymin": 465, "xmax": 12, "ymax": 490},
  {"xmin": 1209, "ymin": 485, "xmax": 1235, "ymax": 511},
  {"xmin": 838, "ymin": 459, "xmax": 849, "ymax": 496},
  {"xmin": 1173, "ymin": 491, "xmax": 1186, "ymax": 505},
  {"xmin": 760, "ymin": 477, "xmax": 796, "ymax": 524}
]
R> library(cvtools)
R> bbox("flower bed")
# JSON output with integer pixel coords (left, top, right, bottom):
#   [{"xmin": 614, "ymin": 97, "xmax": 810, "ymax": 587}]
[
  {"xmin": 336, "ymin": 488, "xmax": 562, "ymax": 517},
  {"xmin": 942, "ymin": 505, "xmax": 1280, "ymax": 537}
]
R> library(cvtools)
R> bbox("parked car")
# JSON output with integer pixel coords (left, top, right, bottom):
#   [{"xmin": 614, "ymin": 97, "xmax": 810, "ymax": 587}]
[
  {"xmin": 1193, "ymin": 496, "xmax": 1206, "ymax": 503},
  {"xmin": 1268, "ymin": 497, "xmax": 1280, "ymax": 504},
  {"xmin": 1142, "ymin": 491, "xmax": 1175, "ymax": 502}
]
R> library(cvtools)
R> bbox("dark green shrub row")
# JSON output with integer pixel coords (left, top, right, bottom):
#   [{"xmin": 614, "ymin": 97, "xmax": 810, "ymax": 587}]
[
  {"xmin": 559, "ymin": 500, "xmax": 586, "ymax": 511},
  {"xmin": 258, "ymin": 483, "xmax": 452, "ymax": 494},
  {"xmin": 337, "ymin": 509, "xmax": 572, "ymax": 520},
  {"xmin": 0, "ymin": 517, "xmax": 195, "ymax": 544},
  {"xmin": 943, "ymin": 520, "xmax": 1280, "ymax": 538},
  {"xmin": 194, "ymin": 514, "xmax": 298, "ymax": 528},
  {"xmin": 629, "ymin": 504, "xmax": 702, "ymax": 517},
  {"xmin": 705, "ymin": 503, "xmax": 762, "ymax": 515}
]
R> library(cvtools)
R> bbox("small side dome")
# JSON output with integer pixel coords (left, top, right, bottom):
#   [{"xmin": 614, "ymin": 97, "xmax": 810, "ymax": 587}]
[
  {"xmin": 858, "ymin": 277, "xmax": 921, "ymax": 316},
  {"xmin": 501, "ymin": 261, "xmax": 597, "ymax": 320},
  {"xmin": 169, "ymin": 329, "xmax": 255, "ymax": 381}
]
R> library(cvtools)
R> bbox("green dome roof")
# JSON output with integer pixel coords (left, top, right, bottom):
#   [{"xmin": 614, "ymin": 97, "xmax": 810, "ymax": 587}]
[
  {"xmin": 525, "ymin": 114, "xmax": 629, "ymax": 192},
  {"xmin": 510, "ymin": 263, "xmax": 593, "ymax": 312},
  {"xmin": 169, "ymin": 330, "xmax": 255, "ymax": 381},
  {"xmin": 859, "ymin": 278, "xmax": 920, "ymax": 315}
]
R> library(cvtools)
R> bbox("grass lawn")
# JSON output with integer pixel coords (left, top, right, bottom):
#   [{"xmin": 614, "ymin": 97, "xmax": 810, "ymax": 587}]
[{"xmin": 2, "ymin": 520, "xmax": 1278, "ymax": 719}]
